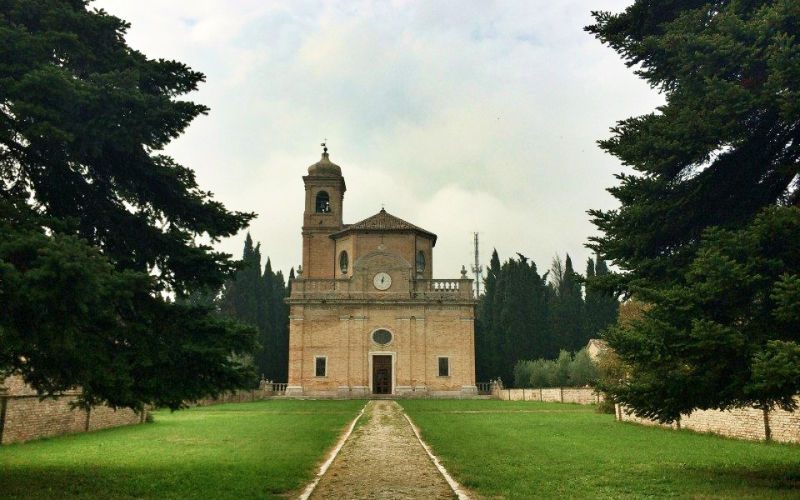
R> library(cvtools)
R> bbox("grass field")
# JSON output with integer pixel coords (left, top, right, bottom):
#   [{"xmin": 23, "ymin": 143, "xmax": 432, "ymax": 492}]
[
  {"xmin": 400, "ymin": 399, "xmax": 800, "ymax": 499},
  {"xmin": 0, "ymin": 399, "xmax": 364, "ymax": 499}
]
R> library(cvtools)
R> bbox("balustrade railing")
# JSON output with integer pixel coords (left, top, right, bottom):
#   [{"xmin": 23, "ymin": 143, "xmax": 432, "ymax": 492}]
[
  {"xmin": 476, "ymin": 381, "xmax": 493, "ymax": 395},
  {"xmin": 426, "ymin": 280, "xmax": 461, "ymax": 292},
  {"xmin": 413, "ymin": 279, "xmax": 473, "ymax": 299},
  {"xmin": 289, "ymin": 277, "xmax": 474, "ymax": 300}
]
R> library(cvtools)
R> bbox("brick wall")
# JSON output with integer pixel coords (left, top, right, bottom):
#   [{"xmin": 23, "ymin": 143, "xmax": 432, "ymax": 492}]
[
  {"xmin": 617, "ymin": 399, "xmax": 800, "ymax": 443},
  {"xmin": 493, "ymin": 386, "xmax": 603, "ymax": 404},
  {"xmin": 0, "ymin": 376, "xmax": 144, "ymax": 445}
]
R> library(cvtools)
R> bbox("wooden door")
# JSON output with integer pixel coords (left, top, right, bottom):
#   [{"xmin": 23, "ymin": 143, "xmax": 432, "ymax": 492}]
[{"xmin": 372, "ymin": 355, "xmax": 392, "ymax": 395}]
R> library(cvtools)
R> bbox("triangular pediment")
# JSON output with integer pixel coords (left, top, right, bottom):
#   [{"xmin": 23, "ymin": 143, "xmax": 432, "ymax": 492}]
[{"xmin": 330, "ymin": 209, "xmax": 437, "ymax": 244}]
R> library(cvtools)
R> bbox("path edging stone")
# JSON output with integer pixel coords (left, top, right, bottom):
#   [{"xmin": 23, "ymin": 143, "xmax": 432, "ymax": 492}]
[
  {"xmin": 403, "ymin": 412, "xmax": 471, "ymax": 500},
  {"xmin": 298, "ymin": 402, "xmax": 367, "ymax": 500}
]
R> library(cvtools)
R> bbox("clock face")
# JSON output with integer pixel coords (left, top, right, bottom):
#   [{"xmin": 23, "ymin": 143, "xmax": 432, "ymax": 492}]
[{"xmin": 373, "ymin": 272, "xmax": 392, "ymax": 290}]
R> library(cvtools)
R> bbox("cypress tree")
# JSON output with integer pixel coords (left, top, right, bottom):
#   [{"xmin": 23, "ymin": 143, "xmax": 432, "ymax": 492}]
[
  {"xmin": 548, "ymin": 254, "xmax": 586, "ymax": 353},
  {"xmin": 255, "ymin": 259, "xmax": 274, "ymax": 379},
  {"xmin": 593, "ymin": 257, "xmax": 619, "ymax": 333},
  {"xmin": 525, "ymin": 258, "xmax": 550, "ymax": 361},
  {"xmin": 499, "ymin": 259, "xmax": 530, "ymax": 384},
  {"xmin": 272, "ymin": 270, "xmax": 290, "ymax": 382},
  {"xmin": 220, "ymin": 238, "xmax": 291, "ymax": 382},
  {"xmin": 493, "ymin": 254, "xmax": 550, "ymax": 386},
  {"xmin": 585, "ymin": 255, "xmax": 619, "ymax": 338},
  {"xmin": 476, "ymin": 249, "xmax": 501, "ymax": 381},
  {"xmin": 564, "ymin": 255, "xmax": 587, "ymax": 351},
  {"xmin": 258, "ymin": 258, "xmax": 289, "ymax": 382},
  {"xmin": 221, "ymin": 234, "xmax": 261, "ymax": 329},
  {"xmin": 490, "ymin": 260, "xmax": 509, "ymax": 383}
]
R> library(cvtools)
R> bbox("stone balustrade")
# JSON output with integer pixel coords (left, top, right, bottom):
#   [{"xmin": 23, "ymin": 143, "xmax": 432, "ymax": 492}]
[
  {"xmin": 288, "ymin": 277, "xmax": 474, "ymax": 301},
  {"xmin": 412, "ymin": 279, "xmax": 473, "ymax": 299}
]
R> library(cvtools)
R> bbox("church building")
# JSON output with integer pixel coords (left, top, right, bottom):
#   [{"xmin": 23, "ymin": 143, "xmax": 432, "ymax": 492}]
[{"xmin": 286, "ymin": 148, "xmax": 478, "ymax": 397}]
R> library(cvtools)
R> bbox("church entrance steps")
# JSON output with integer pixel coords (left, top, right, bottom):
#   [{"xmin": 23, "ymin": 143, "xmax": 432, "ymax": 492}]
[{"xmin": 305, "ymin": 400, "xmax": 468, "ymax": 499}]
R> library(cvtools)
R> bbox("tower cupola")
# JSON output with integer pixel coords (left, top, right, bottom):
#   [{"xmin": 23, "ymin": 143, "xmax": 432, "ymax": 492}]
[{"xmin": 307, "ymin": 150, "xmax": 342, "ymax": 177}]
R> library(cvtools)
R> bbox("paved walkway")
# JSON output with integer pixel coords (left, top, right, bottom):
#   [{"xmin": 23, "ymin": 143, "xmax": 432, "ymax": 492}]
[{"xmin": 311, "ymin": 400, "xmax": 456, "ymax": 499}]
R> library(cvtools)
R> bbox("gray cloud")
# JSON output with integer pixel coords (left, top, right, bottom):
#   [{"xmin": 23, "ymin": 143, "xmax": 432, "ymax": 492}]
[{"xmin": 95, "ymin": 0, "xmax": 663, "ymax": 279}]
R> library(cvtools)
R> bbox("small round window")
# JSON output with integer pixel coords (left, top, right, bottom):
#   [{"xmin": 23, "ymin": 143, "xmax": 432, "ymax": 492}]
[
  {"xmin": 339, "ymin": 251, "xmax": 349, "ymax": 274},
  {"xmin": 372, "ymin": 329, "xmax": 392, "ymax": 345}
]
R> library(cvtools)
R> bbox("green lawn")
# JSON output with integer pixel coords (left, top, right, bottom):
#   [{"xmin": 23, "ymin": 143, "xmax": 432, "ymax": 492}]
[
  {"xmin": 0, "ymin": 399, "xmax": 364, "ymax": 499},
  {"xmin": 400, "ymin": 399, "xmax": 800, "ymax": 499}
]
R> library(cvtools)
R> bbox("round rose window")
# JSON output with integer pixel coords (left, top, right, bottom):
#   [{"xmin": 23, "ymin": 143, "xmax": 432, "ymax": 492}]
[{"xmin": 372, "ymin": 329, "xmax": 392, "ymax": 345}]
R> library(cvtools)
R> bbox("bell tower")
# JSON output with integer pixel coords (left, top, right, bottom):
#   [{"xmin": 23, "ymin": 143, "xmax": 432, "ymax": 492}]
[{"xmin": 302, "ymin": 144, "xmax": 346, "ymax": 278}]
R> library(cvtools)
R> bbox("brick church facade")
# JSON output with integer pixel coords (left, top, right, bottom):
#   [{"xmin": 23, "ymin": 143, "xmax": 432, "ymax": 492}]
[{"xmin": 286, "ymin": 149, "xmax": 478, "ymax": 397}]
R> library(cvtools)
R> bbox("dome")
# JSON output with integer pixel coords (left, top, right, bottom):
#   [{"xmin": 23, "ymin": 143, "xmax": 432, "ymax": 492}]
[{"xmin": 308, "ymin": 152, "xmax": 342, "ymax": 176}]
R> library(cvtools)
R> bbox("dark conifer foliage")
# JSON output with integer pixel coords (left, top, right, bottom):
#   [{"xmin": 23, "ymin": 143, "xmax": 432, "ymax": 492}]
[
  {"xmin": 548, "ymin": 255, "xmax": 586, "ymax": 353},
  {"xmin": 220, "ymin": 235, "xmax": 289, "ymax": 382},
  {"xmin": 0, "ymin": 1, "xmax": 256, "ymax": 409},
  {"xmin": 475, "ymin": 251, "xmax": 501, "ymax": 382},
  {"xmin": 475, "ymin": 250, "xmax": 617, "ymax": 385},
  {"xmin": 585, "ymin": 256, "xmax": 619, "ymax": 343},
  {"xmin": 587, "ymin": 1, "xmax": 800, "ymax": 421}
]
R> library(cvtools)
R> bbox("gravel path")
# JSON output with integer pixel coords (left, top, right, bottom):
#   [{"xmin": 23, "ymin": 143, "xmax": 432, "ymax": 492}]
[{"xmin": 310, "ymin": 400, "xmax": 456, "ymax": 499}]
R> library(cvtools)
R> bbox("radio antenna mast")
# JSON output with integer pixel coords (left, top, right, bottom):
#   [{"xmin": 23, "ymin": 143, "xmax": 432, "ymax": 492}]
[{"xmin": 471, "ymin": 232, "xmax": 482, "ymax": 298}]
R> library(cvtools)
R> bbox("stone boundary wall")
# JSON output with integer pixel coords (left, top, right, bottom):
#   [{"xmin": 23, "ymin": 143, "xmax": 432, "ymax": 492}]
[
  {"xmin": 616, "ymin": 398, "xmax": 800, "ymax": 444},
  {"xmin": 493, "ymin": 386, "xmax": 602, "ymax": 404},
  {"xmin": 0, "ymin": 376, "xmax": 144, "ymax": 445},
  {"xmin": 191, "ymin": 388, "xmax": 275, "ymax": 406}
]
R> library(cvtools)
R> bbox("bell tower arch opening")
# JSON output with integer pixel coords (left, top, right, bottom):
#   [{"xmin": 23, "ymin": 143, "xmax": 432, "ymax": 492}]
[{"xmin": 315, "ymin": 191, "xmax": 331, "ymax": 213}]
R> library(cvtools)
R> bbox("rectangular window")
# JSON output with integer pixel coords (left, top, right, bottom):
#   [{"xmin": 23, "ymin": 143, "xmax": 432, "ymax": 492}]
[
  {"xmin": 438, "ymin": 357, "xmax": 449, "ymax": 377},
  {"xmin": 315, "ymin": 356, "xmax": 327, "ymax": 377}
]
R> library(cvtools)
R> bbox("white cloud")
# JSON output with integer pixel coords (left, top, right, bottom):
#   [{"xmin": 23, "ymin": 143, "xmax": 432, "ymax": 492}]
[{"xmin": 95, "ymin": 0, "xmax": 662, "ymax": 278}]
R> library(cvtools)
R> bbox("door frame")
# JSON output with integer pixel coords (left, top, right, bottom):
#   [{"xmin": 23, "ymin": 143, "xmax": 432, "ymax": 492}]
[{"xmin": 368, "ymin": 352, "xmax": 396, "ymax": 395}]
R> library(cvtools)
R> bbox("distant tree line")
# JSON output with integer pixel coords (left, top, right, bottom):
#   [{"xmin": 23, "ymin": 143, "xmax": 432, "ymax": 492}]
[
  {"xmin": 476, "ymin": 250, "xmax": 618, "ymax": 386},
  {"xmin": 218, "ymin": 234, "xmax": 292, "ymax": 382},
  {"xmin": 513, "ymin": 348, "xmax": 598, "ymax": 388}
]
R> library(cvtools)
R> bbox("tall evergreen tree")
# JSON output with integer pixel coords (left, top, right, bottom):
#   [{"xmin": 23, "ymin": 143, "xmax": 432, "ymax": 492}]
[
  {"xmin": 585, "ymin": 255, "xmax": 619, "ymax": 338},
  {"xmin": 490, "ymin": 259, "xmax": 509, "ymax": 383},
  {"xmin": 0, "ymin": 1, "xmax": 256, "ymax": 409},
  {"xmin": 258, "ymin": 259, "xmax": 275, "ymax": 378},
  {"xmin": 478, "ymin": 252, "xmax": 549, "ymax": 385},
  {"xmin": 499, "ymin": 259, "xmax": 534, "ymax": 384},
  {"xmin": 221, "ymin": 234, "xmax": 261, "ymax": 328},
  {"xmin": 587, "ymin": 1, "xmax": 800, "ymax": 421},
  {"xmin": 476, "ymin": 250, "xmax": 501, "ymax": 381},
  {"xmin": 259, "ymin": 258, "xmax": 289, "ymax": 381},
  {"xmin": 548, "ymin": 254, "xmax": 586, "ymax": 353},
  {"xmin": 271, "ymin": 269, "xmax": 290, "ymax": 381},
  {"xmin": 220, "ymin": 238, "xmax": 290, "ymax": 381}
]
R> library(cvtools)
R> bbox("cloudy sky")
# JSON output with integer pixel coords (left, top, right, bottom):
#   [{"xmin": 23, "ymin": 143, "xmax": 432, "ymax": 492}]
[{"xmin": 95, "ymin": 0, "xmax": 662, "ymax": 280}]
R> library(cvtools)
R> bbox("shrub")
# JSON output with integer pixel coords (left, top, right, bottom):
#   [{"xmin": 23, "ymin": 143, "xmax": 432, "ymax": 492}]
[{"xmin": 513, "ymin": 348, "xmax": 599, "ymax": 388}]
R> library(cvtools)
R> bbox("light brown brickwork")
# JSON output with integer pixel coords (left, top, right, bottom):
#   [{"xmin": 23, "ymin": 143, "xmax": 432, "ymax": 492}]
[
  {"xmin": 0, "ymin": 376, "xmax": 143, "ymax": 445},
  {"xmin": 288, "ymin": 152, "xmax": 477, "ymax": 397},
  {"xmin": 617, "ymin": 398, "xmax": 800, "ymax": 443},
  {"xmin": 493, "ymin": 386, "xmax": 603, "ymax": 404}
]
